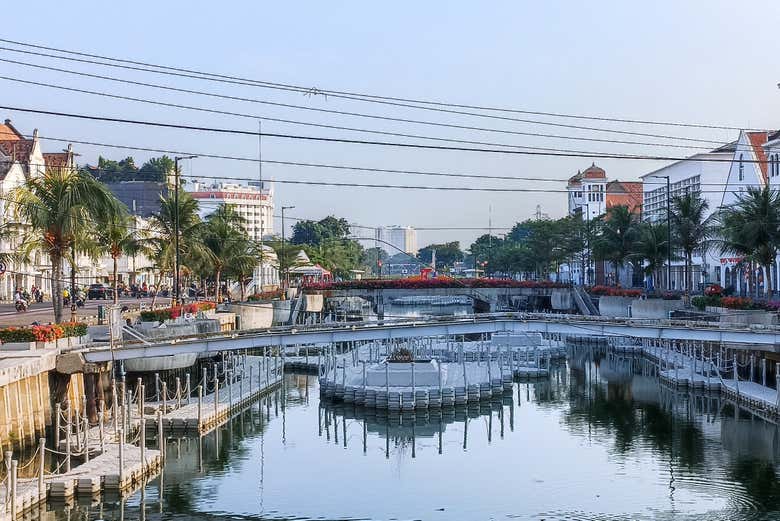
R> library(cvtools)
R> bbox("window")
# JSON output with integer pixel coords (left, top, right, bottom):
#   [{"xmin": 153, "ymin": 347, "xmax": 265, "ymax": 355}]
[{"xmin": 738, "ymin": 153, "xmax": 744, "ymax": 181}]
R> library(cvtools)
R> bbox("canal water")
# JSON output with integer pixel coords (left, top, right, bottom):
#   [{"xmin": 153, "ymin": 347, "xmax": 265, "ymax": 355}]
[{"xmin": 48, "ymin": 351, "xmax": 780, "ymax": 521}]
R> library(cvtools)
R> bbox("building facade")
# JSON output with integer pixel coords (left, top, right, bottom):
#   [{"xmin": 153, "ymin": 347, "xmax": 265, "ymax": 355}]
[
  {"xmin": 188, "ymin": 181, "xmax": 274, "ymax": 241},
  {"xmin": 376, "ymin": 225, "xmax": 418, "ymax": 255}
]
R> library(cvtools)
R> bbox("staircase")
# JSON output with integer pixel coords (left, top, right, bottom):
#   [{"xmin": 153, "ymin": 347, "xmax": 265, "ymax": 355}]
[{"xmin": 572, "ymin": 286, "xmax": 599, "ymax": 316}]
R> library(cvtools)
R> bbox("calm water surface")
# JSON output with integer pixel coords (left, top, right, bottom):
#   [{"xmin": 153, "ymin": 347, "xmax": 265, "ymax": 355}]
[{"xmin": 52, "ymin": 353, "xmax": 780, "ymax": 521}]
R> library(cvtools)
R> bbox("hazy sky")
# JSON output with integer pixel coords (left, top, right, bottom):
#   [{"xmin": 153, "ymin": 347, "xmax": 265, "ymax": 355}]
[{"xmin": 2, "ymin": 1, "xmax": 779, "ymax": 249}]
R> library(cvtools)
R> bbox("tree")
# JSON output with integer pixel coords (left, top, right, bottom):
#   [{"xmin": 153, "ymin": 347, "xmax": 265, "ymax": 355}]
[
  {"xmin": 203, "ymin": 204, "xmax": 249, "ymax": 302},
  {"xmin": 303, "ymin": 239, "xmax": 364, "ymax": 279},
  {"xmin": 671, "ymin": 192, "xmax": 715, "ymax": 293},
  {"xmin": 291, "ymin": 216, "xmax": 351, "ymax": 246},
  {"xmin": 95, "ymin": 214, "xmax": 143, "ymax": 303},
  {"xmin": 632, "ymin": 222, "xmax": 669, "ymax": 291},
  {"xmin": 138, "ymin": 156, "xmax": 175, "ymax": 181},
  {"xmin": 719, "ymin": 186, "xmax": 780, "ymax": 297},
  {"xmin": 225, "ymin": 240, "xmax": 263, "ymax": 301},
  {"xmin": 592, "ymin": 205, "xmax": 639, "ymax": 285},
  {"xmin": 417, "ymin": 242, "xmax": 463, "ymax": 268},
  {"xmin": 11, "ymin": 167, "xmax": 124, "ymax": 323},
  {"xmin": 147, "ymin": 191, "xmax": 206, "ymax": 297}
]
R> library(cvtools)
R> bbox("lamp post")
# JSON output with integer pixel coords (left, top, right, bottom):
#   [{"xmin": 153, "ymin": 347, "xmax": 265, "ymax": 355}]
[
  {"xmin": 651, "ymin": 175, "xmax": 673, "ymax": 291},
  {"xmin": 281, "ymin": 205, "xmax": 295, "ymax": 289},
  {"xmin": 173, "ymin": 155, "xmax": 197, "ymax": 306}
]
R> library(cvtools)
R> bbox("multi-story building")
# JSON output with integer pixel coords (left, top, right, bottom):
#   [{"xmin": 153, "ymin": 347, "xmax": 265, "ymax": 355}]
[
  {"xmin": 188, "ymin": 181, "xmax": 274, "ymax": 241},
  {"xmin": 376, "ymin": 225, "xmax": 418, "ymax": 255},
  {"xmin": 565, "ymin": 164, "xmax": 643, "ymax": 286}
]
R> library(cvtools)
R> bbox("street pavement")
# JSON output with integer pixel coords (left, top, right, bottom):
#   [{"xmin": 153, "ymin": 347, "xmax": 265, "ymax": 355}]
[{"xmin": 0, "ymin": 296, "xmax": 171, "ymax": 327}]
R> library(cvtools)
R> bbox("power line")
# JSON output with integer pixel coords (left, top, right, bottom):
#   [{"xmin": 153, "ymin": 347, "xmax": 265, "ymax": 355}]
[
  {"xmin": 0, "ymin": 53, "xmax": 730, "ymax": 149},
  {"xmin": 0, "ymin": 104, "xmax": 766, "ymax": 164},
  {"xmin": 2, "ymin": 71, "xmax": 713, "ymax": 153},
  {"xmin": 0, "ymin": 37, "xmax": 758, "ymax": 133}
]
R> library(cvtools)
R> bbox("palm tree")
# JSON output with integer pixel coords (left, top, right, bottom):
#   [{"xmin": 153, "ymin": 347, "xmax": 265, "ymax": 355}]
[
  {"xmin": 592, "ymin": 205, "xmax": 639, "ymax": 286},
  {"xmin": 226, "ymin": 239, "xmax": 263, "ymax": 302},
  {"xmin": 632, "ymin": 222, "xmax": 669, "ymax": 291},
  {"xmin": 147, "ymin": 191, "xmax": 205, "ymax": 300},
  {"xmin": 670, "ymin": 192, "xmax": 715, "ymax": 293},
  {"xmin": 719, "ymin": 186, "xmax": 780, "ymax": 297},
  {"xmin": 203, "ymin": 204, "xmax": 248, "ymax": 302},
  {"xmin": 95, "ymin": 214, "xmax": 144, "ymax": 303},
  {"xmin": 11, "ymin": 167, "xmax": 123, "ymax": 323}
]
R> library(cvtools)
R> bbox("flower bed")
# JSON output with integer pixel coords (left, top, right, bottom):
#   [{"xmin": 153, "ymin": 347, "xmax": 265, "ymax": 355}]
[
  {"xmin": 0, "ymin": 322, "xmax": 87, "ymax": 344},
  {"xmin": 692, "ymin": 295, "xmax": 778, "ymax": 311},
  {"xmin": 247, "ymin": 290, "xmax": 285, "ymax": 301},
  {"xmin": 588, "ymin": 285, "xmax": 642, "ymax": 298},
  {"xmin": 140, "ymin": 301, "xmax": 216, "ymax": 322},
  {"xmin": 302, "ymin": 278, "xmax": 569, "ymax": 291}
]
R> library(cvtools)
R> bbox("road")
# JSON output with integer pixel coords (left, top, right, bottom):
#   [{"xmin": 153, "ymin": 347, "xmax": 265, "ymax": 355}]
[{"xmin": 0, "ymin": 296, "xmax": 171, "ymax": 327}]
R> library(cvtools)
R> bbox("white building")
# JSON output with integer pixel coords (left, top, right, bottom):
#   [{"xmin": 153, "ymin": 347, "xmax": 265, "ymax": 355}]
[
  {"xmin": 639, "ymin": 130, "xmax": 780, "ymax": 292},
  {"xmin": 188, "ymin": 181, "xmax": 274, "ymax": 241},
  {"xmin": 567, "ymin": 163, "xmax": 607, "ymax": 220},
  {"xmin": 377, "ymin": 225, "xmax": 418, "ymax": 255}
]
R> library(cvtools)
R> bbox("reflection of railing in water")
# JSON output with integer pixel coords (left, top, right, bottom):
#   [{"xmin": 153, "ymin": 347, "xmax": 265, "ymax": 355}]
[{"xmin": 319, "ymin": 395, "xmax": 516, "ymax": 455}]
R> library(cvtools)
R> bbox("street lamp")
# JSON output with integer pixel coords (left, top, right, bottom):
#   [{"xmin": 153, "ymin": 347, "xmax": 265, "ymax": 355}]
[
  {"xmin": 173, "ymin": 155, "xmax": 197, "ymax": 306},
  {"xmin": 281, "ymin": 205, "xmax": 295, "ymax": 289}
]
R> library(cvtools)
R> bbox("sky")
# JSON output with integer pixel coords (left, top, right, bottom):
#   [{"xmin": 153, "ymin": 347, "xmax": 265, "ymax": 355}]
[{"xmin": 2, "ymin": 1, "xmax": 780, "ymax": 250}]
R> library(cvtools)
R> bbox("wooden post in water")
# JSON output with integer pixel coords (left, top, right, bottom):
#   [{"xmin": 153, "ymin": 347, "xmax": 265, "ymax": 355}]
[
  {"xmin": 55, "ymin": 402, "xmax": 61, "ymax": 449},
  {"xmin": 10, "ymin": 459, "xmax": 17, "ymax": 519},
  {"xmin": 214, "ymin": 374, "xmax": 220, "ymax": 418},
  {"xmin": 118, "ymin": 428, "xmax": 124, "ymax": 486},
  {"xmin": 155, "ymin": 373, "xmax": 160, "ymax": 403},
  {"xmin": 112, "ymin": 379, "xmax": 119, "ymax": 435},
  {"xmin": 157, "ymin": 409, "xmax": 164, "ymax": 461},
  {"xmin": 99, "ymin": 403, "xmax": 105, "ymax": 452},
  {"xmin": 162, "ymin": 381, "xmax": 167, "ymax": 414},
  {"xmin": 186, "ymin": 373, "xmax": 192, "ymax": 405},
  {"xmin": 38, "ymin": 438, "xmax": 45, "ymax": 497},
  {"xmin": 176, "ymin": 377, "xmax": 182, "ymax": 409},
  {"xmin": 197, "ymin": 385, "xmax": 203, "ymax": 427},
  {"xmin": 139, "ymin": 417, "xmax": 146, "ymax": 473},
  {"xmin": 65, "ymin": 406, "xmax": 72, "ymax": 472}
]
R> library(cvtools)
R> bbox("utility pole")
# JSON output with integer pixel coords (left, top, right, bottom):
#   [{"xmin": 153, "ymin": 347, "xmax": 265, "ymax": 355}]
[
  {"xmin": 173, "ymin": 155, "xmax": 197, "ymax": 306},
  {"xmin": 281, "ymin": 205, "xmax": 295, "ymax": 290},
  {"xmin": 258, "ymin": 120, "xmax": 265, "ymax": 292},
  {"xmin": 666, "ymin": 176, "xmax": 672, "ymax": 291}
]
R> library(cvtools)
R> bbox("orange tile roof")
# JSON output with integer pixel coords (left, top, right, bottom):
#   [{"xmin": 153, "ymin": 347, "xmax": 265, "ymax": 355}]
[
  {"xmin": 0, "ymin": 139, "xmax": 33, "ymax": 160},
  {"xmin": 606, "ymin": 180, "xmax": 643, "ymax": 214},
  {"xmin": 747, "ymin": 131, "xmax": 769, "ymax": 182},
  {"xmin": 43, "ymin": 152, "xmax": 70, "ymax": 169},
  {"xmin": 0, "ymin": 120, "xmax": 23, "ymax": 142}
]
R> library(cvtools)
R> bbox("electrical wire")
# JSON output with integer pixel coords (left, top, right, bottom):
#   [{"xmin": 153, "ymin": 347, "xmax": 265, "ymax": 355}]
[
  {"xmin": 0, "ymin": 37, "xmax": 761, "ymax": 133},
  {"xmin": 0, "ymin": 54, "xmax": 733, "ymax": 149},
  {"xmin": 0, "ymin": 104, "xmax": 769, "ymax": 164}
]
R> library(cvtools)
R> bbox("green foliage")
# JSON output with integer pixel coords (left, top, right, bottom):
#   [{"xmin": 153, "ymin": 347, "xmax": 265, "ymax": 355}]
[
  {"xmin": 417, "ymin": 241, "xmax": 463, "ymax": 267},
  {"xmin": 87, "ymin": 155, "xmax": 175, "ymax": 182},
  {"xmin": 291, "ymin": 216, "xmax": 351, "ymax": 246}
]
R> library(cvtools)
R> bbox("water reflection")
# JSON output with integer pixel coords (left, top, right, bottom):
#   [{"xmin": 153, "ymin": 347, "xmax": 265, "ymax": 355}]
[{"xmin": 45, "ymin": 360, "xmax": 780, "ymax": 520}]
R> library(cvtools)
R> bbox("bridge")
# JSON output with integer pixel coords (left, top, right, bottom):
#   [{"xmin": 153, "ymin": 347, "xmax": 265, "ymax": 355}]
[
  {"xmin": 310, "ymin": 286, "xmax": 582, "ymax": 314},
  {"xmin": 77, "ymin": 313, "xmax": 780, "ymax": 364}
]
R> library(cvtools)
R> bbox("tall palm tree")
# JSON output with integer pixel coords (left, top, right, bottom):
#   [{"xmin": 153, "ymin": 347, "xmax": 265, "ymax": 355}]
[
  {"xmin": 592, "ymin": 205, "xmax": 639, "ymax": 286},
  {"xmin": 203, "ymin": 204, "xmax": 248, "ymax": 302},
  {"xmin": 719, "ymin": 186, "xmax": 780, "ymax": 297},
  {"xmin": 670, "ymin": 192, "xmax": 715, "ymax": 293},
  {"xmin": 11, "ymin": 167, "xmax": 123, "ymax": 323},
  {"xmin": 226, "ymin": 239, "xmax": 263, "ymax": 302},
  {"xmin": 632, "ymin": 222, "xmax": 669, "ymax": 291},
  {"xmin": 95, "ymin": 214, "xmax": 144, "ymax": 303},
  {"xmin": 147, "ymin": 191, "xmax": 205, "ymax": 299}
]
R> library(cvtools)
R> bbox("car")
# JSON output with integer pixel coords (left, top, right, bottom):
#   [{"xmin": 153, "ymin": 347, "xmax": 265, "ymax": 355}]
[{"xmin": 87, "ymin": 283, "xmax": 115, "ymax": 300}]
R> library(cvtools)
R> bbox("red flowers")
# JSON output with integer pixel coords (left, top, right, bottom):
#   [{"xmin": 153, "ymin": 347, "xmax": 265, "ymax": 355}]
[
  {"xmin": 140, "ymin": 302, "xmax": 216, "ymax": 322},
  {"xmin": 720, "ymin": 296, "xmax": 754, "ymax": 310},
  {"xmin": 589, "ymin": 285, "xmax": 642, "ymax": 297},
  {"xmin": 0, "ymin": 322, "xmax": 86, "ymax": 344},
  {"xmin": 302, "ymin": 278, "xmax": 570, "ymax": 291}
]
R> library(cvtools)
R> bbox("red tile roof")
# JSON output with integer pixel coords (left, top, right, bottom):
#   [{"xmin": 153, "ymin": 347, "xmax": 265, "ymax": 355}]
[
  {"xmin": 606, "ymin": 180, "xmax": 643, "ymax": 214},
  {"xmin": 43, "ymin": 153, "xmax": 70, "ymax": 169},
  {"xmin": 0, "ymin": 120, "xmax": 23, "ymax": 141},
  {"xmin": 0, "ymin": 139, "xmax": 33, "ymax": 161},
  {"xmin": 747, "ymin": 131, "xmax": 769, "ymax": 182}
]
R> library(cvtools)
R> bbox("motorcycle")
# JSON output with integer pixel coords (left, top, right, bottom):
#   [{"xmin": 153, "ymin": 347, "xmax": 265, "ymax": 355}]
[{"xmin": 15, "ymin": 300, "xmax": 27, "ymax": 312}]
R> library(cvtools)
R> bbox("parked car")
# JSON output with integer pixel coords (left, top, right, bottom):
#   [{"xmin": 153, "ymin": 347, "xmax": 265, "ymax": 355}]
[{"xmin": 87, "ymin": 283, "xmax": 115, "ymax": 300}]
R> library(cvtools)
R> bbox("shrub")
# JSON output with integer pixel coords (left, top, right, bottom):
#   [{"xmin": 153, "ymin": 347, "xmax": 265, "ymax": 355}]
[
  {"xmin": 302, "ymin": 278, "xmax": 570, "ymax": 291},
  {"xmin": 589, "ymin": 285, "xmax": 642, "ymax": 297},
  {"xmin": 720, "ymin": 296, "xmax": 754, "ymax": 310},
  {"xmin": 0, "ymin": 327, "xmax": 36, "ymax": 343},
  {"xmin": 691, "ymin": 295, "xmax": 708, "ymax": 310},
  {"xmin": 704, "ymin": 284, "xmax": 724, "ymax": 297},
  {"xmin": 247, "ymin": 290, "xmax": 284, "ymax": 301},
  {"xmin": 61, "ymin": 322, "xmax": 88, "ymax": 337},
  {"xmin": 0, "ymin": 322, "xmax": 85, "ymax": 344},
  {"xmin": 140, "ymin": 302, "xmax": 216, "ymax": 322}
]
